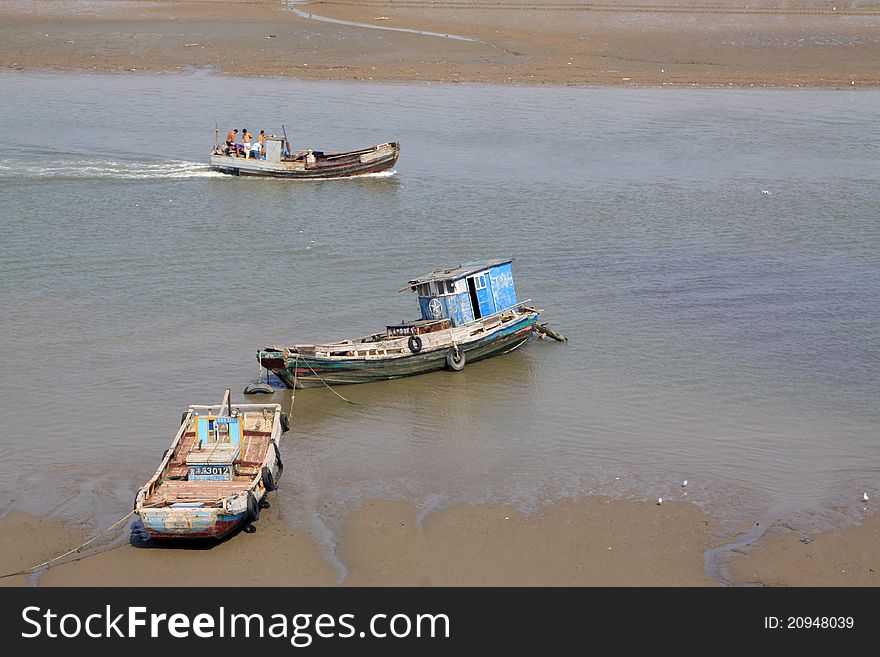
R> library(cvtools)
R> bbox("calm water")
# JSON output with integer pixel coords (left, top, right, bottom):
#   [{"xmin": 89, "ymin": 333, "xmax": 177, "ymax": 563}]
[{"xmin": 1, "ymin": 71, "xmax": 878, "ymax": 560}]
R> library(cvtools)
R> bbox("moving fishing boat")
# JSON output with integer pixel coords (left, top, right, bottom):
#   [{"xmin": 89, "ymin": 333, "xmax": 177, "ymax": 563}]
[
  {"xmin": 210, "ymin": 131, "xmax": 399, "ymax": 179},
  {"xmin": 257, "ymin": 259, "xmax": 565, "ymax": 389},
  {"xmin": 134, "ymin": 390, "xmax": 287, "ymax": 539}
]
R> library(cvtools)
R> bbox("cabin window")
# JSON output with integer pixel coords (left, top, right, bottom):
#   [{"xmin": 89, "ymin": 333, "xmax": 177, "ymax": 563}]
[
  {"xmin": 475, "ymin": 275, "xmax": 487, "ymax": 290},
  {"xmin": 446, "ymin": 280, "xmax": 455, "ymax": 293}
]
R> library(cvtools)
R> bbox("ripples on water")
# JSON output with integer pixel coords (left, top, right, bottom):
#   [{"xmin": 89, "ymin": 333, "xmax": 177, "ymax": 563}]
[{"xmin": 0, "ymin": 72, "xmax": 878, "ymax": 548}]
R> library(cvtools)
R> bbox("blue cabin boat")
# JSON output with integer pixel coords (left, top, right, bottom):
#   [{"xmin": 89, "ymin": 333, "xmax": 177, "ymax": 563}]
[{"xmin": 258, "ymin": 259, "xmax": 560, "ymax": 388}]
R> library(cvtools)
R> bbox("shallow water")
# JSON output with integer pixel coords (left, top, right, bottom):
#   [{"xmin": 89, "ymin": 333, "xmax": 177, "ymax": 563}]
[{"xmin": 0, "ymin": 71, "xmax": 878, "ymax": 556}]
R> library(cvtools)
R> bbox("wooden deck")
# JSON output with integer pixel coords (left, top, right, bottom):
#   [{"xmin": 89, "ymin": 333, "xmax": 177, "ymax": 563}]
[
  {"xmin": 144, "ymin": 479, "xmax": 253, "ymax": 507},
  {"xmin": 148, "ymin": 411, "xmax": 275, "ymax": 505},
  {"xmin": 165, "ymin": 430, "xmax": 269, "ymax": 478}
]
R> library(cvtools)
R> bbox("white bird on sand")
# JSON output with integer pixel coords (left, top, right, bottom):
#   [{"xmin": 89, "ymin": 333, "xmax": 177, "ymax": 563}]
[
  {"xmin": 657, "ymin": 497, "xmax": 663, "ymax": 505},
  {"xmin": 863, "ymin": 493, "xmax": 869, "ymax": 502},
  {"xmin": 682, "ymin": 480, "xmax": 688, "ymax": 487}
]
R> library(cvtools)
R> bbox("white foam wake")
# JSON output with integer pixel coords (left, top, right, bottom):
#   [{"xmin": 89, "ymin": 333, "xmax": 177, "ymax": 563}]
[
  {"xmin": 355, "ymin": 169, "xmax": 398, "ymax": 179},
  {"xmin": 0, "ymin": 158, "xmax": 224, "ymax": 180}
]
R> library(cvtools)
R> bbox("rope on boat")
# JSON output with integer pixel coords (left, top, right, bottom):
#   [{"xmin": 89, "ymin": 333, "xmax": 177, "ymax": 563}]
[
  {"xmin": 0, "ymin": 510, "xmax": 135, "ymax": 580},
  {"xmin": 288, "ymin": 353, "xmax": 299, "ymax": 418},
  {"xmin": 301, "ymin": 357, "xmax": 357, "ymax": 405}
]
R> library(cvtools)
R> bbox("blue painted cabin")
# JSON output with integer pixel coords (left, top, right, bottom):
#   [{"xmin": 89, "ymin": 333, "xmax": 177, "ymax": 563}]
[
  {"xmin": 407, "ymin": 259, "xmax": 520, "ymax": 327},
  {"xmin": 185, "ymin": 413, "xmax": 242, "ymax": 482}
]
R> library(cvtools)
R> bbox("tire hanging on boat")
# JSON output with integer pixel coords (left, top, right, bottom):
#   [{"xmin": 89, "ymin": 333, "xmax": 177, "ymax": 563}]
[
  {"xmin": 445, "ymin": 346, "xmax": 466, "ymax": 371},
  {"xmin": 408, "ymin": 334, "xmax": 423, "ymax": 354},
  {"xmin": 246, "ymin": 491, "xmax": 260, "ymax": 522},
  {"xmin": 279, "ymin": 412, "xmax": 290, "ymax": 433},
  {"xmin": 271, "ymin": 441, "xmax": 284, "ymax": 479},
  {"xmin": 261, "ymin": 466, "xmax": 276, "ymax": 492}
]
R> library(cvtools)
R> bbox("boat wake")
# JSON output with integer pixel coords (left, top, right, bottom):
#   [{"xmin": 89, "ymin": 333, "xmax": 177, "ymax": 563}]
[
  {"xmin": 0, "ymin": 158, "xmax": 223, "ymax": 180},
  {"xmin": 356, "ymin": 168, "xmax": 397, "ymax": 179}
]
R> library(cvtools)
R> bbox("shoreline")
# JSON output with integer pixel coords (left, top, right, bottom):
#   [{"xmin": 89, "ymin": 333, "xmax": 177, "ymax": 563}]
[
  {"xmin": 2, "ymin": 1, "xmax": 879, "ymax": 87},
  {"xmin": 2, "ymin": 497, "xmax": 879, "ymax": 586}
]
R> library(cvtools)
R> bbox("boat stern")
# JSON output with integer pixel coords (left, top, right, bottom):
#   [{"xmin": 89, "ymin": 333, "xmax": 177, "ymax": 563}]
[
  {"xmin": 136, "ymin": 490, "xmax": 254, "ymax": 540},
  {"xmin": 138, "ymin": 506, "xmax": 247, "ymax": 540}
]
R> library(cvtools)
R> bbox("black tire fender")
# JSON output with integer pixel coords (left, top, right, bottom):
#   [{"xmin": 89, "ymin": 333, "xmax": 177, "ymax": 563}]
[
  {"xmin": 279, "ymin": 412, "xmax": 290, "ymax": 433},
  {"xmin": 445, "ymin": 346, "xmax": 466, "ymax": 371},
  {"xmin": 271, "ymin": 441, "xmax": 284, "ymax": 479},
  {"xmin": 261, "ymin": 465, "xmax": 277, "ymax": 492},
  {"xmin": 180, "ymin": 412, "xmax": 189, "ymax": 426},
  {"xmin": 408, "ymin": 334, "xmax": 423, "ymax": 354},
  {"xmin": 246, "ymin": 491, "xmax": 260, "ymax": 521}
]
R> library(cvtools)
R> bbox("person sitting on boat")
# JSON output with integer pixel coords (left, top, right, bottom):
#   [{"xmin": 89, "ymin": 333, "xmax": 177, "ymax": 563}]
[{"xmin": 225, "ymin": 128, "xmax": 238, "ymax": 155}]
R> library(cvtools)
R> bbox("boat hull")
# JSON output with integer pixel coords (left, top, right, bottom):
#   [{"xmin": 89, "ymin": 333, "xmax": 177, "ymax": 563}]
[
  {"xmin": 210, "ymin": 142, "xmax": 399, "ymax": 179},
  {"xmin": 139, "ymin": 507, "xmax": 250, "ymax": 540},
  {"xmin": 265, "ymin": 314, "xmax": 538, "ymax": 388}
]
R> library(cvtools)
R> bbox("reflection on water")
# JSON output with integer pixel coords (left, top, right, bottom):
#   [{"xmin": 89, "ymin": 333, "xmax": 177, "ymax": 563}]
[{"xmin": 0, "ymin": 72, "xmax": 878, "ymax": 554}]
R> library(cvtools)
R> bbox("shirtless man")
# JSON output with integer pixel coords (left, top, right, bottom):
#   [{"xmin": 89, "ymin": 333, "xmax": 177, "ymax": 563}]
[
  {"xmin": 241, "ymin": 129, "xmax": 252, "ymax": 158},
  {"xmin": 251, "ymin": 130, "xmax": 266, "ymax": 159},
  {"xmin": 225, "ymin": 128, "xmax": 238, "ymax": 155}
]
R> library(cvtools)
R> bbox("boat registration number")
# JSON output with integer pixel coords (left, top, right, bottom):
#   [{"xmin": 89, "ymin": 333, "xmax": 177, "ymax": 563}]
[{"xmin": 189, "ymin": 465, "xmax": 230, "ymax": 477}]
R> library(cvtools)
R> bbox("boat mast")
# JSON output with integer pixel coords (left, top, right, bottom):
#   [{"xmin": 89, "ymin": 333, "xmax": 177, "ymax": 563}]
[
  {"xmin": 281, "ymin": 124, "xmax": 291, "ymax": 154},
  {"xmin": 222, "ymin": 388, "xmax": 231, "ymax": 416}
]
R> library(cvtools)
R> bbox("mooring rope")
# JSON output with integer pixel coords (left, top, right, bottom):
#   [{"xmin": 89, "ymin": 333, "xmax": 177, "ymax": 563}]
[
  {"xmin": 0, "ymin": 510, "xmax": 135, "ymax": 580},
  {"xmin": 288, "ymin": 353, "xmax": 299, "ymax": 418},
  {"xmin": 301, "ymin": 356, "xmax": 356, "ymax": 405}
]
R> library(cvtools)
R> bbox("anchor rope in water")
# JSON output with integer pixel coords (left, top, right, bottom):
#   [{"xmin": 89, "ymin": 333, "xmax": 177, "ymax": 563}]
[
  {"xmin": 0, "ymin": 510, "xmax": 135, "ymax": 580},
  {"xmin": 300, "ymin": 355, "xmax": 357, "ymax": 405}
]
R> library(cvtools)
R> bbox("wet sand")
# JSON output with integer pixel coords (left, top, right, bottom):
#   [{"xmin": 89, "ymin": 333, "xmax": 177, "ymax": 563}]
[
  {"xmin": 9, "ymin": 506, "xmax": 339, "ymax": 587},
  {"xmin": 2, "ymin": 497, "xmax": 720, "ymax": 586},
  {"xmin": 1, "ymin": 499, "xmax": 877, "ymax": 586},
  {"xmin": 339, "ymin": 498, "xmax": 718, "ymax": 586},
  {"xmin": 0, "ymin": 512, "xmax": 88, "ymax": 588},
  {"xmin": 728, "ymin": 512, "xmax": 880, "ymax": 586},
  {"xmin": 1, "ymin": 1, "xmax": 879, "ymax": 86}
]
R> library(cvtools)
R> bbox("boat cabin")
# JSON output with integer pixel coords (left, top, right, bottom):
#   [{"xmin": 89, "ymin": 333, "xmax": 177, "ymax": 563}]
[
  {"xmin": 264, "ymin": 136, "xmax": 286, "ymax": 162},
  {"xmin": 404, "ymin": 259, "xmax": 519, "ymax": 327},
  {"xmin": 185, "ymin": 412, "xmax": 242, "ymax": 482}
]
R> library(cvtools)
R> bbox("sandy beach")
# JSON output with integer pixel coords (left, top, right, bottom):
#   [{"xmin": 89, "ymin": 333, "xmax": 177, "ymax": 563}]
[
  {"xmin": 2, "ymin": 498, "xmax": 719, "ymax": 586},
  {"xmin": 1, "ymin": 499, "xmax": 877, "ymax": 586},
  {"xmin": 1, "ymin": 1, "xmax": 879, "ymax": 86}
]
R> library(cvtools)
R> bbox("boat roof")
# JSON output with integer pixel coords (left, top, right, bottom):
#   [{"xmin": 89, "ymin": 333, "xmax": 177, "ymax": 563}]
[{"xmin": 406, "ymin": 259, "xmax": 514, "ymax": 286}]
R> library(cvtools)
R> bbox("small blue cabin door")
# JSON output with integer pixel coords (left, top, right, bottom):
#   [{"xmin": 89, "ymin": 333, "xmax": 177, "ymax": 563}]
[{"xmin": 466, "ymin": 273, "xmax": 494, "ymax": 319}]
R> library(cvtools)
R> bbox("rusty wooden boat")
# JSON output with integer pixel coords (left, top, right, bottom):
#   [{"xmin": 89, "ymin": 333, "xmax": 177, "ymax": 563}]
[
  {"xmin": 134, "ymin": 390, "xmax": 287, "ymax": 540},
  {"xmin": 210, "ymin": 132, "xmax": 399, "ymax": 179},
  {"xmin": 258, "ymin": 259, "xmax": 565, "ymax": 389}
]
